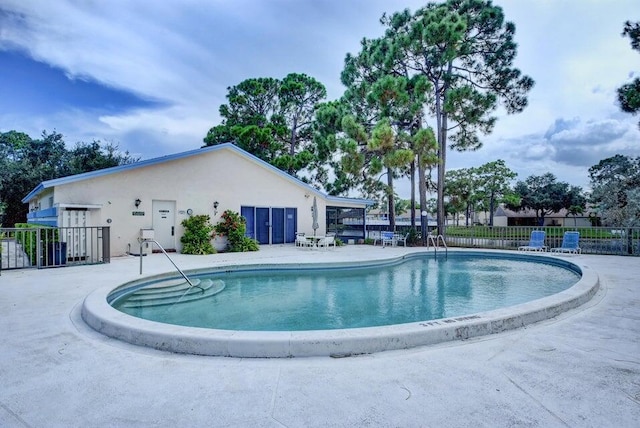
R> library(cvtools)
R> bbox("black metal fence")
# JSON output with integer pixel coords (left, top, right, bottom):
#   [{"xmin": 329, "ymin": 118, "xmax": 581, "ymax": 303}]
[
  {"xmin": 0, "ymin": 226, "xmax": 110, "ymax": 272},
  {"xmin": 366, "ymin": 224, "xmax": 640, "ymax": 256},
  {"xmin": 443, "ymin": 226, "xmax": 640, "ymax": 256}
]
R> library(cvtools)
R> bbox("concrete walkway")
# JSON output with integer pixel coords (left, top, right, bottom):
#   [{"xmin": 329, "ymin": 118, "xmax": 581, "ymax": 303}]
[{"xmin": 0, "ymin": 246, "xmax": 639, "ymax": 427}]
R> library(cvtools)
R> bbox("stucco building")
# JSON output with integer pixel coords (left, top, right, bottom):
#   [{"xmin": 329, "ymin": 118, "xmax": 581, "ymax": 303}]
[{"xmin": 22, "ymin": 143, "xmax": 372, "ymax": 256}]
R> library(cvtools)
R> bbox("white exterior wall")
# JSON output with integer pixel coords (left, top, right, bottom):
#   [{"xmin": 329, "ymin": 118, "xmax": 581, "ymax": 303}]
[
  {"xmin": 27, "ymin": 188, "xmax": 54, "ymax": 211},
  {"xmin": 555, "ymin": 217, "xmax": 592, "ymax": 227},
  {"xmin": 45, "ymin": 147, "xmax": 362, "ymax": 256},
  {"xmin": 492, "ymin": 216, "xmax": 508, "ymax": 227}
]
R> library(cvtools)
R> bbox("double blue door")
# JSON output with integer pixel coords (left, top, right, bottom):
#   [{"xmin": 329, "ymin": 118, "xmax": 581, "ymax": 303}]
[{"xmin": 241, "ymin": 206, "xmax": 297, "ymax": 245}]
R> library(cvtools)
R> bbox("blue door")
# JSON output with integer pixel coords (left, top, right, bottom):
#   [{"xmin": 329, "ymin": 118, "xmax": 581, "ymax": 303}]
[
  {"xmin": 241, "ymin": 206, "xmax": 255, "ymax": 239},
  {"xmin": 256, "ymin": 208, "xmax": 270, "ymax": 244},
  {"xmin": 272, "ymin": 208, "xmax": 285, "ymax": 244},
  {"xmin": 285, "ymin": 208, "xmax": 297, "ymax": 243},
  {"xmin": 241, "ymin": 206, "xmax": 297, "ymax": 245}
]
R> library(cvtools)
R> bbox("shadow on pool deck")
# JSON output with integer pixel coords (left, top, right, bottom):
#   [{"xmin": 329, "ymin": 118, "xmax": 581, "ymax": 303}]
[{"xmin": 1, "ymin": 246, "xmax": 639, "ymax": 427}]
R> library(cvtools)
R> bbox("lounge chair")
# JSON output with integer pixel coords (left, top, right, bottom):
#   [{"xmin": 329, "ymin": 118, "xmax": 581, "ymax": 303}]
[
  {"xmin": 518, "ymin": 230, "xmax": 547, "ymax": 252},
  {"xmin": 551, "ymin": 231, "xmax": 581, "ymax": 254}
]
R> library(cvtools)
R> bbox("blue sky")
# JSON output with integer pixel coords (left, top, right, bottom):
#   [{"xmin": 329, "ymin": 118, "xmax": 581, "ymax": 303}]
[{"xmin": 1, "ymin": 0, "xmax": 638, "ymax": 196}]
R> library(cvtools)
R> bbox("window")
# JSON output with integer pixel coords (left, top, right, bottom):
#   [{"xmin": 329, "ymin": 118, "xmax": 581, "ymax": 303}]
[{"xmin": 326, "ymin": 207, "xmax": 365, "ymax": 241}]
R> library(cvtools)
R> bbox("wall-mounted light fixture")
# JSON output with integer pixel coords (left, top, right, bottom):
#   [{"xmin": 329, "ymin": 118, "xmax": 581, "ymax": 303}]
[
  {"xmin": 304, "ymin": 193, "xmax": 310, "ymax": 199},
  {"xmin": 213, "ymin": 201, "xmax": 219, "ymax": 215},
  {"xmin": 134, "ymin": 198, "xmax": 142, "ymax": 208}
]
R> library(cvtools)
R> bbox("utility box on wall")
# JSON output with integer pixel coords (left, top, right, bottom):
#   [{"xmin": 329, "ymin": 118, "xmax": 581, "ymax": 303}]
[{"xmin": 139, "ymin": 229, "xmax": 155, "ymax": 255}]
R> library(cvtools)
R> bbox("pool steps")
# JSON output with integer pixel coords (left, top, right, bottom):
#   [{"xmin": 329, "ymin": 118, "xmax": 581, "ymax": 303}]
[{"xmin": 121, "ymin": 279, "xmax": 225, "ymax": 308}]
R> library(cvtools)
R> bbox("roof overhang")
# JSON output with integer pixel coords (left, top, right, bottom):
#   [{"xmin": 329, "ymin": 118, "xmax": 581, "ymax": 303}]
[
  {"xmin": 57, "ymin": 203, "xmax": 103, "ymax": 210},
  {"xmin": 21, "ymin": 143, "xmax": 377, "ymax": 208}
]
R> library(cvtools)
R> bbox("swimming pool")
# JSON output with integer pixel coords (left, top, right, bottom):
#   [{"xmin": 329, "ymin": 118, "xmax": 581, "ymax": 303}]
[
  {"xmin": 82, "ymin": 250, "xmax": 599, "ymax": 357},
  {"xmin": 110, "ymin": 253, "xmax": 580, "ymax": 331}
]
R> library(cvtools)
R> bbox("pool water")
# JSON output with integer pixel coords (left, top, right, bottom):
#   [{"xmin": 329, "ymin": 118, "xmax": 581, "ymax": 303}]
[{"xmin": 111, "ymin": 253, "xmax": 581, "ymax": 331}]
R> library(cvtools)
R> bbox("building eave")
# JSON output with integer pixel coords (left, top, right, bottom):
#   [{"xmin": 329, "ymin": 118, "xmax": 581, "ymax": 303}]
[{"xmin": 21, "ymin": 143, "xmax": 372, "ymax": 207}]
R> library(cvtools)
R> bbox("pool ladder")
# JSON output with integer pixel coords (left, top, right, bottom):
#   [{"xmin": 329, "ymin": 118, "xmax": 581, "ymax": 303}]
[
  {"xmin": 138, "ymin": 238, "xmax": 204, "ymax": 293},
  {"xmin": 427, "ymin": 234, "xmax": 448, "ymax": 259}
]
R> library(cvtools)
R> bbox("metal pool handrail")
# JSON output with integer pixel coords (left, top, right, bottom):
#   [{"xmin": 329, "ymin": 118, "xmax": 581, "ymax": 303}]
[
  {"xmin": 138, "ymin": 238, "xmax": 204, "ymax": 293},
  {"xmin": 427, "ymin": 234, "xmax": 448, "ymax": 259}
]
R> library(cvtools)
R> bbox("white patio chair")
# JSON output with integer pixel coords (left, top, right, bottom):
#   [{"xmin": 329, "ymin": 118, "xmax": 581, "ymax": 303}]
[
  {"xmin": 373, "ymin": 231, "xmax": 395, "ymax": 247},
  {"xmin": 317, "ymin": 236, "xmax": 336, "ymax": 250},
  {"xmin": 394, "ymin": 233, "xmax": 409, "ymax": 247},
  {"xmin": 295, "ymin": 233, "xmax": 312, "ymax": 249}
]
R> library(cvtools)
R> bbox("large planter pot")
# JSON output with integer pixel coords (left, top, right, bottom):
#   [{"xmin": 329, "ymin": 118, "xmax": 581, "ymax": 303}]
[{"xmin": 213, "ymin": 236, "xmax": 228, "ymax": 252}]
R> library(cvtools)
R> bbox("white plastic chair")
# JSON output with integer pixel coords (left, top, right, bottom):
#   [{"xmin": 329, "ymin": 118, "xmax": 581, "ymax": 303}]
[
  {"xmin": 317, "ymin": 236, "xmax": 336, "ymax": 250},
  {"xmin": 394, "ymin": 233, "xmax": 409, "ymax": 246},
  {"xmin": 373, "ymin": 231, "xmax": 396, "ymax": 247},
  {"xmin": 295, "ymin": 233, "xmax": 312, "ymax": 249}
]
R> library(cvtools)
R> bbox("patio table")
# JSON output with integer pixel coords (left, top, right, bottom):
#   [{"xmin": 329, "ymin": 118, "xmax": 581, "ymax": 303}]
[{"xmin": 305, "ymin": 235, "xmax": 325, "ymax": 248}]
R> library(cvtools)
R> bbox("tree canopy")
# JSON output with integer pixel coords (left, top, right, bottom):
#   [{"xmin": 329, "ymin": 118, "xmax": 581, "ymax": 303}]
[
  {"xmin": 508, "ymin": 173, "xmax": 585, "ymax": 225},
  {"xmin": 589, "ymin": 154, "xmax": 640, "ymax": 227},
  {"xmin": 200, "ymin": 1, "xmax": 531, "ymax": 233},
  {"xmin": 376, "ymin": 0, "xmax": 534, "ymax": 233},
  {"xmin": 445, "ymin": 167, "xmax": 477, "ymax": 226},
  {"xmin": 474, "ymin": 160, "xmax": 518, "ymax": 226},
  {"xmin": 617, "ymin": 21, "xmax": 640, "ymax": 129},
  {"xmin": 444, "ymin": 159, "xmax": 517, "ymax": 226},
  {"xmin": 0, "ymin": 131, "xmax": 137, "ymax": 227},
  {"xmin": 202, "ymin": 73, "xmax": 326, "ymax": 180},
  {"xmin": 339, "ymin": 38, "xmax": 434, "ymax": 229}
]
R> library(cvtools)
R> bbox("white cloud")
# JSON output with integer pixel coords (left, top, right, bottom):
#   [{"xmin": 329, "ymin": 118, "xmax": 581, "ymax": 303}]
[
  {"xmin": 524, "ymin": 141, "xmax": 556, "ymax": 161},
  {"xmin": 1, "ymin": 0, "xmax": 639, "ymax": 198}
]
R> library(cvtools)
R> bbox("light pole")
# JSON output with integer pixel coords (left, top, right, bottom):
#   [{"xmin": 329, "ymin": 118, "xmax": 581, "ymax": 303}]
[{"xmin": 421, "ymin": 210, "xmax": 427, "ymax": 246}]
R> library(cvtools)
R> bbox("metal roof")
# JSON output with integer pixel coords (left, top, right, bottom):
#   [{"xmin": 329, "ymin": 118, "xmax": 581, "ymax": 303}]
[{"xmin": 22, "ymin": 143, "xmax": 373, "ymax": 206}]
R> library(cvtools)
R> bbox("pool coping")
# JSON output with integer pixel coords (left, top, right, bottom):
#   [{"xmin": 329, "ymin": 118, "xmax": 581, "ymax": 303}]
[{"xmin": 81, "ymin": 250, "xmax": 600, "ymax": 358}]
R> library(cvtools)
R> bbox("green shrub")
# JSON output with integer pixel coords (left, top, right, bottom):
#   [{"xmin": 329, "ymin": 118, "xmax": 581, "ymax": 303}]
[
  {"xmin": 364, "ymin": 237, "xmax": 375, "ymax": 245},
  {"xmin": 14, "ymin": 224, "xmax": 59, "ymax": 265},
  {"xmin": 180, "ymin": 215, "xmax": 215, "ymax": 255},
  {"xmin": 406, "ymin": 228, "xmax": 420, "ymax": 246},
  {"xmin": 14, "ymin": 224, "xmax": 36, "ymax": 264},
  {"xmin": 214, "ymin": 210, "xmax": 259, "ymax": 252}
]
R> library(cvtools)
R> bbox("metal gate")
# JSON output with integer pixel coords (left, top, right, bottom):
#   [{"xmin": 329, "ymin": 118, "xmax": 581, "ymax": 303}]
[{"xmin": 0, "ymin": 226, "xmax": 110, "ymax": 272}]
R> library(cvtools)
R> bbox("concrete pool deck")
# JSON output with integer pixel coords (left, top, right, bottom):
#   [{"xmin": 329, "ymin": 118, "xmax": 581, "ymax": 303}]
[{"xmin": 1, "ymin": 246, "xmax": 639, "ymax": 427}]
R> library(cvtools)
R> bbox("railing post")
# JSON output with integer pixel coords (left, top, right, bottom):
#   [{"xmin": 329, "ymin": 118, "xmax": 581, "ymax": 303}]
[
  {"xmin": 36, "ymin": 228, "xmax": 42, "ymax": 269},
  {"xmin": 102, "ymin": 226, "xmax": 110, "ymax": 263}
]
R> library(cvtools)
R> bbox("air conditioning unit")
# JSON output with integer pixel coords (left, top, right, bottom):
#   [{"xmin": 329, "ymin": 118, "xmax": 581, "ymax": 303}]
[{"xmin": 140, "ymin": 229, "xmax": 155, "ymax": 240}]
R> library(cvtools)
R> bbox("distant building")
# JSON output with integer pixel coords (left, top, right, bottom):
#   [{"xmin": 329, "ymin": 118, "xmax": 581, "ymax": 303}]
[
  {"xmin": 366, "ymin": 209, "xmax": 437, "ymax": 227},
  {"xmin": 490, "ymin": 206, "xmax": 592, "ymax": 227}
]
